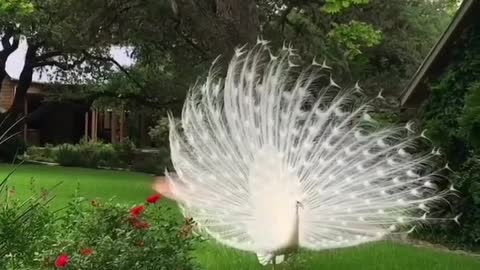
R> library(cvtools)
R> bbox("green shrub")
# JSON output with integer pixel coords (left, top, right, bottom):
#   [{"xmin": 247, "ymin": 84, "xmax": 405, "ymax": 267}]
[
  {"xmin": 113, "ymin": 138, "xmax": 136, "ymax": 167},
  {"xmin": 132, "ymin": 148, "xmax": 171, "ymax": 175},
  {"xmin": 76, "ymin": 139, "xmax": 104, "ymax": 168},
  {"xmin": 416, "ymin": 22, "xmax": 480, "ymax": 251},
  {"xmin": 56, "ymin": 144, "xmax": 81, "ymax": 167},
  {"xmin": 145, "ymin": 117, "xmax": 173, "ymax": 175},
  {"xmin": 459, "ymin": 82, "xmax": 480, "ymax": 151},
  {"xmin": 148, "ymin": 117, "xmax": 170, "ymax": 149},
  {"xmin": 0, "ymin": 169, "xmax": 56, "ymax": 270},
  {"xmin": 27, "ymin": 138, "xmax": 168, "ymax": 174},
  {"xmin": 35, "ymin": 198, "xmax": 198, "ymax": 270},
  {"xmin": 96, "ymin": 144, "xmax": 118, "ymax": 168},
  {"xmin": 25, "ymin": 146, "xmax": 55, "ymax": 163}
]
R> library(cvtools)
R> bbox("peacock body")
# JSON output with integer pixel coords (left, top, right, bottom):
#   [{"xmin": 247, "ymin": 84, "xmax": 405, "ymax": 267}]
[{"xmin": 165, "ymin": 41, "xmax": 456, "ymax": 265}]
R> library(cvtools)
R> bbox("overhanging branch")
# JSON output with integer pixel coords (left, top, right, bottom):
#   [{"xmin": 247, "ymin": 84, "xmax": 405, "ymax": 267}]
[{"xmin": 82, "ymin": 50, "xmax": 146, "ymax": 91}]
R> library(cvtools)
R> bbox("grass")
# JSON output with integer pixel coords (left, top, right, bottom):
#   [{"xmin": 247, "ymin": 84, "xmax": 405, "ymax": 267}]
[
  {"xmin": 0, "ymin": 163, "xmax": 155, "ymax": 209},
  {"xmin": 1, "ymin": 163, "xmax": 479, "ymax": 269},
  {"xmin": 195, "ymin": 241, "xmax": 480, "ymax": 270}
]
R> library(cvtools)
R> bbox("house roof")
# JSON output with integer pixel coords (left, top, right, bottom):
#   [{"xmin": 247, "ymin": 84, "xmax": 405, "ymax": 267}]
[
  {"xmin": 400, "ymin": 0, "xmax": 480, "ymax": 108},
  {"xmin": 3, "ymin": 40, "xmax": 135, "ymax": 85}
]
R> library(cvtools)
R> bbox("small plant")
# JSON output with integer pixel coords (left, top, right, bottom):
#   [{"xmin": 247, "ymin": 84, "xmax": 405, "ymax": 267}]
[
  {"xmin": 56, "ymin": 144, "xmax": 81, "ymax": 166},
  {"xmin": 0, "ymin": 167, "xmax": 56, "ymax": 270},
  {"xmin": 95, "ymin": 143, "xmax": 118, "ymax": 168},
  {"xmin": 113, "ymin": 138, "xmax": 136, "ymax": 167},
  {"xmin": 148, "ymin": 117, "xmax": 170, "ymax": 149},
  {"xmin": 76, "ymin": 139, "xmax": 106, "ymax": 168},
  {"xmin": 132, "ymin": 149, "xmax": 172, "ymax": 175}
]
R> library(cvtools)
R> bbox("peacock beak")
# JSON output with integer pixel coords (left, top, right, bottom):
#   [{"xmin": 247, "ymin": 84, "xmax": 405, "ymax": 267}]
[{"xmin": 296, "ymin": 201, "xmax": 304, "ymax": 209}]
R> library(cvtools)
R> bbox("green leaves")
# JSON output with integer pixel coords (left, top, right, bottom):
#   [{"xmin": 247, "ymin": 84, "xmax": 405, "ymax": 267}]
[
  {"xmin": 321, "ymin": 0, "xmax": 369, "ymax": 14},
  {"xmin": 419, "ymin": 20, "xmax": 480, "ymax": 251},
  {"xmin": 328, "ymin": 20, "xmax": 382, "ymax": 59},
  {"xmin": 459, "ymin": 82, "xmax": 480, "ymax": 150},
  {"xmin": 0, "ymin": 0, "xmax": 34, "ymax": 17}
]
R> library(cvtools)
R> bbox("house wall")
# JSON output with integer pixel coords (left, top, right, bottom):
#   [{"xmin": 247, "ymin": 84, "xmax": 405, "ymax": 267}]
[
  {"xmin": 0, "ymin": 78, "xmax": 15, "ymax": 112},
  {"xmin": 2, "ymin": 77, "xmax": 149, "ymax": 147},
  {"xmin": 0, "ymin": 78, "xmax": 46, "ymax": 113}
]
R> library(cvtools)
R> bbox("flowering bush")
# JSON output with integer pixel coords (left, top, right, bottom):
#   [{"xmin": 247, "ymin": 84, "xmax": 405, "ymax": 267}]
[
  {"xmin": 1, "ymin": 175, "xmax": 199, "ymax": 270},
  {"xmin": 37, "ymin": 196, "xmax": 199, "ymax": 270}
]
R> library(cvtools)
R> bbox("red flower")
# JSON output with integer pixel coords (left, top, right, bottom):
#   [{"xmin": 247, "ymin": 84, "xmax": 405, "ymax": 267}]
[
  {"xmin": 133, "ymin": 220, "xmax": 150, "ymax": 230},
  {"xmin": 55, "ymin": 254, "xmax": 69, "ymax": 268},
  {"xmin": 80, "ymin": 248, "xmax": 94, "ymax": 256},
  {"xmin": 146, "ymin": 194, "xmax": 161, "ymax": 204},
  {"xmin": 130, "ymin": 205, "xmax": 145, "ymax": 218}
]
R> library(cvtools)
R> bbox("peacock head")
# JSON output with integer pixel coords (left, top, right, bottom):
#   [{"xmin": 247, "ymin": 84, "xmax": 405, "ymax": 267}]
[{"xmin": 296, "ymin": 201, "xmax": 304, "ymax": 209}]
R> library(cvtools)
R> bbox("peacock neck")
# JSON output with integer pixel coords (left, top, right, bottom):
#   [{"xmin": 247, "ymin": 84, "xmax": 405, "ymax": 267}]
[{"xmin": 292, "ymin": 201, "xmax": 301, "ymax": 247}]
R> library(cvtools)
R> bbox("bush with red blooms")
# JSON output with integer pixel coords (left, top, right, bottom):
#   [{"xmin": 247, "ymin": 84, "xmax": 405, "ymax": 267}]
[
  {"xmin": 1, "ymin": 184, "xmax": 198, "ymax": 270},
  {"xmin": 42, "ymin": 195, "xmax": 198, "ymax": 270}
]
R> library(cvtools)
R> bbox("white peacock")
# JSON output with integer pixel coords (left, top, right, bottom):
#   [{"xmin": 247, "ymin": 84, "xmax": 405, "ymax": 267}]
[{"xmin": 155, "ymin": 41, "xmax": 459, "ymax": 266}]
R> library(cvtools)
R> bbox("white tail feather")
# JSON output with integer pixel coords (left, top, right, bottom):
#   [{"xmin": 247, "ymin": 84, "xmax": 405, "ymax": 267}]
[{"xmin": 167, "ymin": 44, "xmax": 455, "ymax": 263}]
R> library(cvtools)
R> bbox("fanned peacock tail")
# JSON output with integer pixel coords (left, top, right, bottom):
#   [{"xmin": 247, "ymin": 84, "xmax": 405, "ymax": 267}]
[{"xmin": 166, "ymin": 40, "xmax": 458, "ymax": 261}]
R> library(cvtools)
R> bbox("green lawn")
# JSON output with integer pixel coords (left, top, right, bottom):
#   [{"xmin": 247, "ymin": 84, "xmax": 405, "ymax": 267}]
[
  {"xmin": 195, "ymin": 241, "xmax": 480, "ymax": 270},
  {"xmin": 0, "ymin": 163, "xmax": 155, "ymax": 209},
  {"xmin": 1, "ymin": 163, "xmax": 479, "ymax": 270}
]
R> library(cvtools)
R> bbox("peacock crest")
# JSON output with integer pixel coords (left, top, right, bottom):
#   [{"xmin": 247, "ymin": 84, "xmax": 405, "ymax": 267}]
[{"xmin": 165, "ymin": 40, "xmax": 458, "ymax": 265}]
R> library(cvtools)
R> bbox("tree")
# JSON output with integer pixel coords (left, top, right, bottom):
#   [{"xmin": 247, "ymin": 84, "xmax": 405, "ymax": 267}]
[
  {"xmin": 51, "ymin": 0, "xmax": 261, "ymax": 114},
  {"xmin": 1, "ymin": 0, "xmax": 261, "ymax": 120},
  {"xmin": 0, "ymin": 0, "xmax": 33, "ymax": 84},
  {"xmin": 77, "ymin": 0, "xmax": 454, "ymax": 121},
  {"xmin": 257, "ymin": 0, "xmax": 453, "ymax": 96}
]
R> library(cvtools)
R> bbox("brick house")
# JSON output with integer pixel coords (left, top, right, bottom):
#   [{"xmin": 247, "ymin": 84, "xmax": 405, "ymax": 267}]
[{"xmin": 1, "ymin": 73, "xmax": 152, "ymax": 146}]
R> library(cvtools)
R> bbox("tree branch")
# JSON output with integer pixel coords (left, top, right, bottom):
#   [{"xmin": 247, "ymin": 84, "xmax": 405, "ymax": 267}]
[
  {"xmin": 172, "ymin": 16, "xmax": 209, "ymax": 59},
  {"xmin": 35, "ymin": 50, "xmax": 63, "ymax": 61},
  {"xmin": 1, "ymin": 29, "xmax": 14, "ymax": 49},
  {"xmin": 279, "ymin": 5, "xmax": 294, "ymax": 32},
  {"xmin": 33, "ymin": 55, "xmax": 86, "ymax": 69},
  {"xmin": 1, "ymin": 30, "xmax": 19, "ymax": 55},
  {"xmin": 82, "ymin": 50, "xmax": 146, "ymax": 92}
]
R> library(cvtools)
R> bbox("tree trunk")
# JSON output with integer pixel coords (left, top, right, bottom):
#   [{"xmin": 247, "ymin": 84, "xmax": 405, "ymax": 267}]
[
  {"xmin": 7, "ymin": 43, "xmax": 37, "ymax": 117},
  {"xmin": 0, "ymin": 41, "xmax": 39, "ymax": 134},
  {"xmin": 0, "ymin": 30, "xmax": 20, "ymax": 89}
]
